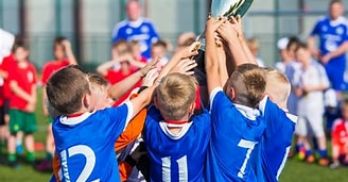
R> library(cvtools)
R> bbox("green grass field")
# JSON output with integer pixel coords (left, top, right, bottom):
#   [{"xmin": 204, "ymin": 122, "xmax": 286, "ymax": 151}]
[{"xmin": 0, "ymin": 89, "xmax": 347, "ymax": 182}]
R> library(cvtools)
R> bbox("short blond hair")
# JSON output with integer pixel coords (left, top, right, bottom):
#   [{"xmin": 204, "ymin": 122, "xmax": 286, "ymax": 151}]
[
  {"xmin": 265, "ymin": 68, "xmax": 291, "ymax": 106},
  {"xmin": 226, "ymin": 64, "xmax": 266, "ymax": 108},
  {"xmin": 156, "ymin": 73, "xmax": 196, "ymax": 120}
]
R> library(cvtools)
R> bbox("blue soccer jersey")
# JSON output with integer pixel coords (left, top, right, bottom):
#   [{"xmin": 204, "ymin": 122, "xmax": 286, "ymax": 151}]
[
  {"xmin": 205, "ymin": 88, "xmax": 266, "ymax": 182},
  {"xmin": 112, "ymin": 18, "xmax": 159, "ymax": 59},
  {"xmin": 311, "ymin": 16, "xmax": 348, "ymax": 90},
  {"xmin": 256, "ymin": 98, "xmax": 297, "ymax": 182},
  {"xmin": 53, "ymin": 102, "xmax": 133, "ymax": 182},
  {"xmin": 144, "ymin": 106, "xmax": 211, "ymax": 182}
]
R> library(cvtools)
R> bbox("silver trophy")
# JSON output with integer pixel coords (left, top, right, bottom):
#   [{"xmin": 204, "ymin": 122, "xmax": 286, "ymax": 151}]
[
  {"xmin": 210, "ymin": 0, "xmax": 254, "ymax": 18},
  {"xmin": 196, "ymin": 0, "xmax": 254, "ymax": 51},
  {"xmin": 193, "ymin": 0, "xmax": 254, "ymax": 87}
]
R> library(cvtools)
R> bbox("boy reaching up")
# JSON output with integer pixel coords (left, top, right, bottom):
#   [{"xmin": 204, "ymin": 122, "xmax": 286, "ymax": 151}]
[
  {"xmin": 47, "ymin": 64, "xmax": 156, "ymax": 182},
  {"xmin": 205, "ymin": 17, "xmax": 267, "ymax": 181}
]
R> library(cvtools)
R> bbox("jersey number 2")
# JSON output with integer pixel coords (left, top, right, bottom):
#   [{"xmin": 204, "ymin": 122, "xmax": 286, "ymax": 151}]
[
  {"xmin": 60, "ymin": 145, "xmax": 100, "ymax": 182},
  {"xmin": 237, "ymin": 139, "xmax": 257, "ymax": 179},
  {"xmin": 161, "ymin": 156, "xmax": 188, "ymax": 181}
]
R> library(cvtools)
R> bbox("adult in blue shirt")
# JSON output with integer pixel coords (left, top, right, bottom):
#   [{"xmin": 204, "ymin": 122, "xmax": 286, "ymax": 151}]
[
  {"xmin": 112, "ymin": 0, "xmax": 159, "ymax": 59},
  {"xmin": 308, "ymin": 0, "xmax": 348, "ymax": 91}
]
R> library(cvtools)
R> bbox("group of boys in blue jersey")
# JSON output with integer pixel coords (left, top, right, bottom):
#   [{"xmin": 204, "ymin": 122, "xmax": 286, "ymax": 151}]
[{"xmin": 46, "ymin": 14, "xmax": 297, "ymax": 182}]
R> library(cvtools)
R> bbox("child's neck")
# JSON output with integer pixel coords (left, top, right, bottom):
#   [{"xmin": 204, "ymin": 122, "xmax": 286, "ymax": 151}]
[
  {"xmin": 18, "ymin": 60, "xmax": 28, "ymax": 68},
  {"xmin": 69, "ymin": 107, "xmax": 89, "ymax": 116},
  {"xmin": 166, "ymin": 115, "xmax": 190, "ymax": 134}
]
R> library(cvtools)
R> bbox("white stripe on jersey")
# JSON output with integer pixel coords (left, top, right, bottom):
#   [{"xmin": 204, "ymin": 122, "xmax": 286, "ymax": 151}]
[
  {"xmin": 277, "ymin": 146, "xmax": 291, "ymax": 180},
  {"xmin": 286, "ymin": 113, "xmax": 298, "ymax": 124},
  {"xmin": 177, "ymin": 156, "xmax": 188, "ymax": 182},
  {"xmin": 161, "ymin": 157, "xmax": 171, "ymax": 182},
  {"xmin": 60, "ymin": 150, "xmax": 71, "ymax": 182}
]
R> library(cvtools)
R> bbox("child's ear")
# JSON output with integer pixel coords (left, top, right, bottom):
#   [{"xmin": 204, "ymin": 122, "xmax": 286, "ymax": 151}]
[
  {"xmin": 227, "ymin": 87, "xmax": 236, "ymax": 100},
  {"xmin": 190, "ymin": 102, "xmax": 196, "ymax": 113},
  {"xmin": 153, "ymin": 95, "xmax": 159, "ymax": 109},
  {"xmin": 83, "ymin": 94, "xmax": 91, "ymax": 111}
]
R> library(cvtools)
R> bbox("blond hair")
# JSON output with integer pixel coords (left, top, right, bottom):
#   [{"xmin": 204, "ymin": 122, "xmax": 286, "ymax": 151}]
[
  {"xmin": 265, "ymin": 68, "xmax": 291, "ymax": 107},
  {"xmin": 156, "ymin": 73, "xmax": 196, "ymax": 120},
  {"xmin": 226, "ymin": 64, "xmax": 266, "ymax": 108}
]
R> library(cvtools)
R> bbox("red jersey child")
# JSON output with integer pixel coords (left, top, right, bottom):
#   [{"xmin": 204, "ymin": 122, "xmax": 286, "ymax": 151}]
[
  {"xmin": 7, "ymin": 42, "xmax": 37, "ymax": 166},
  {"xmin": 0, "ymin": 54, "xmax": 16, "ymax": 100},
  {"xmin": 97, "ymin": 42, "xmax": 142, "ymax": 106},
  {"xmin": 331, "ymin": 99, "xmax": 348, "ymax": 168}
]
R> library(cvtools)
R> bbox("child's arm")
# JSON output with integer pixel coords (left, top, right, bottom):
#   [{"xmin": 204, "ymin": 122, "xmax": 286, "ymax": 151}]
[
  {"xmin": 217, "ymin": 17, "xmax": 256, "ymax": 66},
  {"xmin": 124, "ymin": 45, "xmax": 198, "ymax": 121},
  {"xmin": 157, "ymin": 43, "xmax": 199, "ymax": 80},
  {"xmin": 42, "ymin": 86, "xmax": 49, "ymax": 116},
  {"xmin": 25, "ymin": 84, "xmax": 37, "ymax": 112},
  {"xmin": 205, "ymin": 17, "xmax": 225, "ymax": 94},
  {"xmin": 9, "ymin": 80, "xmax": 35, "ymax": 103},
  {"xmin": 62, "ymin": 40, "xmax": 77, "ymax": 65},
  {"xmin": 217, "ymin": 45, "xmax": 229, "ymax": 86},
  {"xmin": 108, "ymin": 60, "xmax": 157, "ymax": 100},
  {"xmin": 171, "ymin": 59, "xmax": 197, "ymax": 76},
  {"xmin": 114, "ymin": 70, "xmax": 158, "ymax": 151},
  {"xmin": 96, "ymin": 59, "xmax": 120, "ymax": 76},
  {"xmin": 115, "ymin": 108, "xmax": 147, "ymax": 152},
  {"xmin": 231, "ymin": 16, "xmax": 256, "ymax": 65},
  {"xmin": 129, "ymin": 57, "xmax": 147, "ymax": 68},
  {"xmin": 304, "ymin": 66, "xmax": 329, "ymax": 92}
]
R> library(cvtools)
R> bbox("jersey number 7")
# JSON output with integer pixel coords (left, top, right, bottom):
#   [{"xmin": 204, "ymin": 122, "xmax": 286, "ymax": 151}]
[{"xmin": 237, "ymin": 139, "xmax": 258, "ymax": 179}]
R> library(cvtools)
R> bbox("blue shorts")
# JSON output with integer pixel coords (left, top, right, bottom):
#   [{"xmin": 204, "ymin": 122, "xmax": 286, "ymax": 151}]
[{"xmin": 325, "ymin": 58, "xmax": 347, "ymax": 91}]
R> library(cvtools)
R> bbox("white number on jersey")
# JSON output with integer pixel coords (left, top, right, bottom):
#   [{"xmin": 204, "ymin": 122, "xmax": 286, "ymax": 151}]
[
  {"xmin": 237, "ymin": 139, "xmax": 258, "ymax": 179},
  {"xmin": 161, "ymin": 155, "xmax": 188, "ymax": 182},
  {"xmin": 60, "ymin": 145, "xmax": 100, "ymax": 182}
]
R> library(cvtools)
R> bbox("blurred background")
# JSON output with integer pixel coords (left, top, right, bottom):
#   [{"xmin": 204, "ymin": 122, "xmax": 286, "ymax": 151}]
[
  {"xmin": 1, "ymin": 0, "xmax": 347, "ymax": 68},
  {"xmin": 2, "ymin": 0, "xmax": 348, "ymax": 181}
]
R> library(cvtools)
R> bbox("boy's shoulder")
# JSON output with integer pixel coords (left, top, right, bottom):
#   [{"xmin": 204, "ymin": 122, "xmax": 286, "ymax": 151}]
[{"xmin": 210, "ymin": 87, "xmax": 231, "ymax": 108}]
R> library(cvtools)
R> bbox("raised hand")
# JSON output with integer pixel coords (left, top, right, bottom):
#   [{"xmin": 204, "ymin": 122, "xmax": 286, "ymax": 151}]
[
  {"xmin": 142, "ymin": 68, "xmax": 160, "ymax": 87},
  {"xmin": 229, "ymin": 15, "xmax": 244, "ymax": 38},
  {"xmin": 175, "ymin": 42, "xmax": 200, "ymax": 60},
  {"xmin": 172, "ymin": 59, "xmax": 198, "ymax": 76},
  {"xmin": 217, "ymin": 19, "xmax": 239, "ymax": 44},
  {"xmin": 62, "ymin": 40, "xmax": 72, "ymax": 51},
  {"xmin": 140, "ymin": 58, "xmax": 159, "ymax": 77}
]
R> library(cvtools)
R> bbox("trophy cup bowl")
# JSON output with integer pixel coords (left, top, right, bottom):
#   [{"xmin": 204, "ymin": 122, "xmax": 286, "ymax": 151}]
[
  {"xmin": 211, "ymin": 0, "xmax": 254, "ymax": 18},
  {"xmin": 193, "ymin": 0, "xmax": 254, "ymax": 106}
]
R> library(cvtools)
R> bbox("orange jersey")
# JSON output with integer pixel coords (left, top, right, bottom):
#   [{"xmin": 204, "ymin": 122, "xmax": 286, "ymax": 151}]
[{"xmin": 52, "ymin": 108, "xmax": 147, "ymax": 181}]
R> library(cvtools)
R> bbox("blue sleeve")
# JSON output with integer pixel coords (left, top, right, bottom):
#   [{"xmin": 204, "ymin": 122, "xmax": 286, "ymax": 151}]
[
  {"xmin": 210, "ymin": 88, "xmax": 231, "ymax": 115},
  {"xmin": 344, "ymin": 24, "xmax": 348, "ymax": 41},
  {"xmin": 103, "ymin": 102, "xmax": 133, "ymax": 141},
  {"xmin": 310, "ymin": 21, "xmax": 321, "ymax": 36},
  {"xmin": 112, "ymin": 25, "xmax": 125, "ymax": 43},
  {"xmin": 261, "ymin": 98, "xmax": 296, "ymax": 141}
]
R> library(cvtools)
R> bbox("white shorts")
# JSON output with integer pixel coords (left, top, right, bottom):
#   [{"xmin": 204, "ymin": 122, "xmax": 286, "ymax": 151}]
[{"xmin": 295, "ymin": 114, "xmax": 325, "ymax": 138}]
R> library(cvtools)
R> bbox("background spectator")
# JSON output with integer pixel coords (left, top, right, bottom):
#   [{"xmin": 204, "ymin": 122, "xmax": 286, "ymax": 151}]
[
  {"xmin": 112, "ymin": 0, "xmax": 159, "ymax": 59},
  {"xmin": 308, "ymin": 0, "xmax": 348, "ymax": 92}
]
